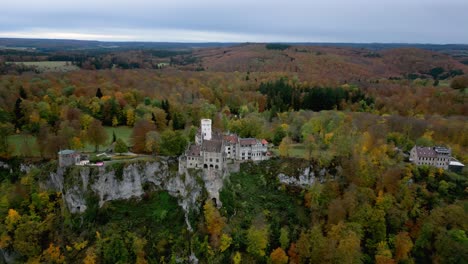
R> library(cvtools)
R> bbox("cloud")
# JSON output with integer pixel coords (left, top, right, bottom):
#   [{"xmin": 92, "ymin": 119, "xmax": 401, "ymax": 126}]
[{"xmin": 0, "ymin": 0, "xmax": 467, "ymax": 43}]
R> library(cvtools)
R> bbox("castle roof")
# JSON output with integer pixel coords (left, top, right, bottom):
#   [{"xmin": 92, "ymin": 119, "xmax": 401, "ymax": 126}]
[
  {"xmin": 224, "ymin": 134, "xmax": 238, "ymax": 144},
  {"xmin": 202, "ymin": 140, "xmax": 223, "ymax": 153},
  {"xmin": 187, "ymin": 145, "xmax": 201, "ymax": 156},
  {"xmin": 239, "ymin": 138, "xmax": 258, "ymax": 146}
]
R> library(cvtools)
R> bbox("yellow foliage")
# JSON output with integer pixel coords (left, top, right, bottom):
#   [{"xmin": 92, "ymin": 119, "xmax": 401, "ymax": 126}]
[
  {"xmin": 324, "ymin": 132, "xmax": 334, "ymax": 145},
  {"xmin": 83, "ymin": 248, "xmax": 97, "ymax": 264},
  {"xmin": 73, "ymin": 240, "xmax": 88, "ymax": 251},
  {"xmin": 376, "ymin": 190, "xmax": 385, "ymax": 205},
  {"xmin": 361, "ymin": 132, "xmax": 372, "ymax": 153},
  {"xmin": 278, "ymin": 137, "xmax": 292, "ymax": 157},
  {"xmin": 219, "ymin": 234, "xmax": 232, "ymax": 252},
  {"xmin": 126, "ymin": 108, "xmax": 135, "ymax": 126},
  {"xmin": 395, "ymin": 232, "xmax": 413, "ymax": 262},
  {"xmin": 270, "ymin": 247, "xmax": 289, "ymax": 264},
  {"xmin": 0, "ymin": 233, "xmax": 12, "ymax": 249},
  {"xmin": 20, "ymin": 174, "xmax": 33, "ymax": 185},
  {"xmin": 133, "ymin": 235, "xmax": 148, "ymax": 264},
  {"xmin": 101, "ymin": 95, "xmax": 111, "ymax": 102},
  {"xmin": 203, "ymin": 200, "xmax": 226, "ymax": 238},
  {"xmin": 6, "ymin": 209, "xmax": 21, "ymax": 231},
  {"xmin": 43, "ymin": 243, "xmax": 65, "ymax": 264},
  {"xmin": 246, "ymin": 224, "xmax": 269, "ymax": 257},
  {"xmin": 112, "ymin": 116, "xmax": 119, "ymax": 127},
  {"xmin": 232, "ymin": 252, "xmax": 242, "ymax": 264},
  {"xmin": 280, "ymin": 123, "xmax": 289, "ymax": 131},
  {"xmin": 26, "ymin": 257, "xmax": 41, "ymax": 264},
  {"xmin": 375, "ymin": 241, "xmax": 395, "ymax": 264},
  {"xmin": 29, "ymin": 111, "xmax": 41, "ymax": 123},
  {"xmin": 70, "ymin": 137, "xmax": 84, "ymax": 150},
  {"xmin": 422, "ymin": 130, "xmax": 434, "ymax": 141},
  {"xmin": 80, "ymin": 114, "xmax": 93, "ymax": 130}
]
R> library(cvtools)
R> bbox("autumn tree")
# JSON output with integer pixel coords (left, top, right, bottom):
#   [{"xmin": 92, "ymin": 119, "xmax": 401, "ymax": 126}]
[
  {"xmin": 145, "ymin": 131, "xmax": 160, "ymax": 155},
  {"xmin": 246, "ymin": 221, "xmax": 269, "ymax": 258},
  {"xmin": 278, "ymin": 136, "xmax": 292, "ymax": 157},
  {"xmin": 394, "ymin": 232, "xmax": 413, "ymax": 262},
  {"xmin": 203, "ymin": 200, "xmax": 226, "ymax": 248},
  {"xmin": 279, "ymin": 226, "xmax": 290, "ymax": 249},
  {"xmin": 87, "ymin": 119, "xmax": 108, "ymax": 152},
  {"xmin": 450, "ymin": 75, "xmax": 468, "ymax": 89},
  {"xmin": 270, "ymin": 247, "xmax": 288, "ymax": 264},
  {"xmin": 131, "ymin": 119, "xmax": 156, "ymax": 153}
]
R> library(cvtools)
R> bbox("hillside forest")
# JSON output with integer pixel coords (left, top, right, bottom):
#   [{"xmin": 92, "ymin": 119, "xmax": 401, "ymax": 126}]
[{"xmin": 0, "ymin": 42, "xmax": 467, "ymax": 263}]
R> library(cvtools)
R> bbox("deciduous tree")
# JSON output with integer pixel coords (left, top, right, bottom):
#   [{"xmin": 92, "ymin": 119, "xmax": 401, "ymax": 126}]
[
  {"xmin": 270, "ymin": 247, "xmax": 288, "ymax": 264},
  {"xmin": 87, "ymin": 119, "xmax": 108, "ymax": 152},
  {"xmin": 131, "ymin": 119, "xmax": 155, "ymax": 153}
]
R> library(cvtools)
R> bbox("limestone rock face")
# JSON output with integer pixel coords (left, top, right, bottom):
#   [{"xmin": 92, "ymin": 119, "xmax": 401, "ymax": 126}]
[
  {"xmin": 277, "ymin": 166, "xmax": 332, "ymax": 187},
  {"xmin": 47, "ymin": 159, "xmax": 216, "ymax": 229}
]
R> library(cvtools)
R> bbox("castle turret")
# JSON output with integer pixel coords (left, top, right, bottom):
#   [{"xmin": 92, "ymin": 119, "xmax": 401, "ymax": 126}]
[{"xmin": 201, "ymin": 119, "xmax": 212, "ymax": 140}]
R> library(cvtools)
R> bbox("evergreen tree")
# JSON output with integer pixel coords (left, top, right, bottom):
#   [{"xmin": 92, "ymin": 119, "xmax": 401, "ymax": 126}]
[
  {"xmin": 14, "ymin": 98, "xmax": 23, "ymax": 129},
  {"xmin": 161, "ymin": 99, "xmax": 171, "ymax": 123},
  {"xmin": 96, "ymin": 88, "xmax": 103, "ymax": 99},
  {"xmin": 112, "ymin": 131, "xmax": 116, "ymax": 143},
  {"xmin": 19, "ymin": 86, "xmax": 27, "ymax": 99},
  {"xmin": 114, "ymin": 138, "xmax": 127, "ymax": 154},
  {"xmin": 151, "ymin": 112, "xmax": 157, "ymax": 124}
]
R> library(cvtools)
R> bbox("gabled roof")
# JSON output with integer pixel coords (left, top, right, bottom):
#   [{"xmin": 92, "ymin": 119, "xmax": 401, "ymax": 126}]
[
  {"xmin": 415, "ymin": 147, "xmax": 437, "ymax": 158},
  {"xmin": 224, "ymin": 134, "xmax": 238, "ymax": 144},
  {"xmin": 261, "ymin": 139, "xmax": 268, "ymax": 145},
  {"xmin": 187, "ymin": 144, "xmax": 201, "ymax": 156},
  {"xmin": 239, "ymin": 138, "xmax": 258, "ymax": 146},
  {"xmin": 202, "ymin": 140, "xmax": 223, "ymax": 153}
]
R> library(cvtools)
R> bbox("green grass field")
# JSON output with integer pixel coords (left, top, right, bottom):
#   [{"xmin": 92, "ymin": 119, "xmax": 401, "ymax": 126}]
[
  {"xmin": 7, "ymin": 134, "xmax": 40, "ymax": 157},
  {"xmin": 8, "ymin": 126, "xmax": 133, "ymax": 156},
  {"xmin": 6, "ymin": 61, "xmax": 79, "ymax": 72},
  {"xmin": 270, "ymin": 143, "xmax": 307, "ymax": 158}
]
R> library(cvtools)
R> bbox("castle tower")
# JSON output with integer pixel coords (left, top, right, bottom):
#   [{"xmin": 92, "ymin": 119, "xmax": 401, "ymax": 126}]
[{"xmin": 201, "ymin": 119, "xmax": 212, "ymax": 140}]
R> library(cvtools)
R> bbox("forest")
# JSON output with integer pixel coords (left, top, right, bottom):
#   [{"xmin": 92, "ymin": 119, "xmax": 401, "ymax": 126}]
[{"xmin": 0, "ymin": 42, "xmax": 467, "ymax": 263}]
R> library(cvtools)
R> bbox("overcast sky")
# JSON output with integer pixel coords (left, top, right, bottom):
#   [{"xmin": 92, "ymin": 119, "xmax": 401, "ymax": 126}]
[{"xmin": 1, "ymin": 0, "xmax": 467, "ymax": 43}]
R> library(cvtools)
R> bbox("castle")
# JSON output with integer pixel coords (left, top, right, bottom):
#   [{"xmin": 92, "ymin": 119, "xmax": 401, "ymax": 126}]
[{"xmin": 179, "ymin": 119, "xmax": 270, "ymax": 172}]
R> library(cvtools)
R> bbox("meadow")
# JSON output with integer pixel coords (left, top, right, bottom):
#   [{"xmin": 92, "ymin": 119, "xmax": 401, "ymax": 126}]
[
  {"xmin": 6, "ymin": 61, "xmax": 79, "ymax": 72},
  {"xmin": 8, "ymin": 126, "xmax": 133, "ymax": 157}
]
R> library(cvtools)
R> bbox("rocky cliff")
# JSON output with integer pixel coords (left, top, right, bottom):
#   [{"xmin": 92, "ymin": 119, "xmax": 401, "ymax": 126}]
[{"xmin": 46, "ymin": 158, "xmax": 232, "ymax": 231}]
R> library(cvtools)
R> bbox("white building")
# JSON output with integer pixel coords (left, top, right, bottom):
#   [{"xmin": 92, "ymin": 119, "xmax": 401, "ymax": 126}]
[
  {"xmin": 409, "ymin": 146, "xmax": 452, "ymax": 169},
  {"xmin": 179, "ymin": 119, "xmax": 270, "ymax": 172}
]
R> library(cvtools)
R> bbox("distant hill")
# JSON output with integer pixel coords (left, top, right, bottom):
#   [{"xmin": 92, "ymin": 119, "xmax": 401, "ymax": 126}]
[
  {"xmin": 0, "ymin": 38, "xmax": 237, "ymax": 52},
  {"xmin": 1, "ymin": 37, "xmax": 467, "ymax": 53},
  {"xmin": 184, "ymin": 44, "xmax": 468, "ymax": 85},
  {"xmin": 1, "ymin": 38, "xmax": 467, "ymax": 84}
]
